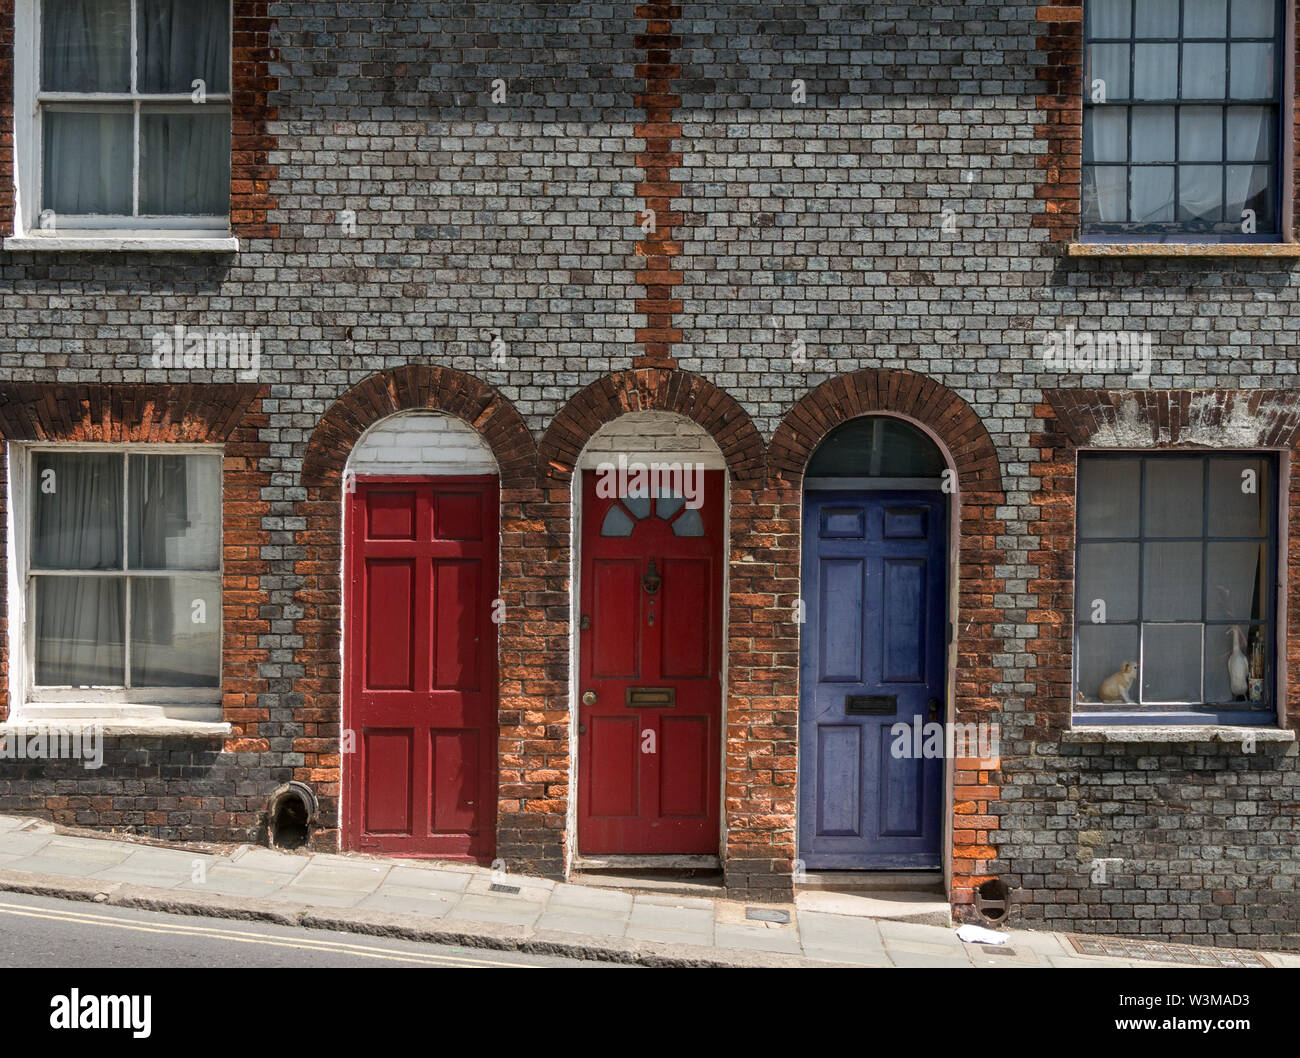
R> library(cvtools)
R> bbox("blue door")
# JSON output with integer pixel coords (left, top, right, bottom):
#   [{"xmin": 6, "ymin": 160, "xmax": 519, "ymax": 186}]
[{"xmin": 798, "ymin": 491, "xmax": 947, "ymax": 869}]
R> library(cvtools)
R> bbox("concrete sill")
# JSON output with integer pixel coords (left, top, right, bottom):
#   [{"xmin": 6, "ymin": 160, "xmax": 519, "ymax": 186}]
[
  {"xmin": 0, "ymin": 719, "xmax": 231, "ymax": 738},
  {"xmin": 3, "ymin": 233, "xmax": 239, "ymax": 253},
  {"xmin": 1064, "ymin": 725, "xmax": 1296, "ymax": 744},
  {"xmin": 1069, "ymin": 242, "xmax": 1300, "ymax": 259}
]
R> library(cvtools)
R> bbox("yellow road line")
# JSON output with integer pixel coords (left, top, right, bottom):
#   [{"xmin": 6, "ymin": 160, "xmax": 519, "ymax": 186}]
[{"xmin": 0, "ymin": 900, "xmax": 534, "ymax": 967}]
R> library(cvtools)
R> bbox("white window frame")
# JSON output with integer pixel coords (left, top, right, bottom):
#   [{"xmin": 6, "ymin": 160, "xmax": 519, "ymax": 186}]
[
  {"xmin": 6, "ymin": 442, "xmax": 224, "ymax": 723},
  {"xmin": 7, "ymin": 0, "xmax": 238, "ymax": 251}
]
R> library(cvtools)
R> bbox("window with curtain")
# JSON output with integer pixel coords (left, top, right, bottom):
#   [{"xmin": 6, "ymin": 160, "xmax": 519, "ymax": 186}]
[
  {"xmin": 27, "ymin": 450, "xmax": 222, "ymax": 697},
  {"xmin": 38, "ymin": 0, "xmax": 231, "ymax": 225},
  {"xmin": 1082, "ymin": 0, "xmax": 1282, "ymax": 241},
  {"xmin": 1073, "ymin": 453, "xmax": 1278, "ymax": 724}
]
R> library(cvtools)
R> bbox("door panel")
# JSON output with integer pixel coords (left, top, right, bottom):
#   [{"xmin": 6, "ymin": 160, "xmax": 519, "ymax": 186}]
[
  {"xmin": 345, "ymin": 476, "xmax": 499, "ymax": 860},
  {"xmin": 578, "ymin": 469, "xmax": 724, "ymax": 854},
  {"xmin": 799, "ymin": 491, "xmax": 946, "ymax": 869}
]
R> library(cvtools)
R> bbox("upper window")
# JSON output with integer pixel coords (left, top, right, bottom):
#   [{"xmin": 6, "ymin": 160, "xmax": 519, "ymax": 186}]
[
  {"xmin": 18, "ymin": 448, "xmax": 223, "ymax": 716},
  {"xmin": 20, "ymin": 0, "xmax": 231, "ymax": 232},
  {"xmin": 1082, "ymin": 0, "xmax": 1283, "ymax": 241},
  {"xmin": 1073, "ymin": 452, "xmax": 1278, "ymax": 724}
]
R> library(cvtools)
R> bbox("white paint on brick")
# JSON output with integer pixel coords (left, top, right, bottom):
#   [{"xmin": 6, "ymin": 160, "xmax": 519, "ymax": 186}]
[
  {"xmin": 575, "ymin": 411, "xmax": 727, "ymax": 469},
  {"xmin": 348, "ymin": 410, "xmax": 497, "ymax": 475}
]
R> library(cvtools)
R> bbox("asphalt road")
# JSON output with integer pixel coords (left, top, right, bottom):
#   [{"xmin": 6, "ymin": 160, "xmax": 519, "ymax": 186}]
[{"xmin": 0, "ymin": 890, "xmax": 611, "ymax": 968}]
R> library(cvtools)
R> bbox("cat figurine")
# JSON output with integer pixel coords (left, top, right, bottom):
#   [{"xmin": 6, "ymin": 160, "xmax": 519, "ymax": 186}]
[{"xmin": 1098, "ymin": 661, "xmax": 1138, "ymax": 705}]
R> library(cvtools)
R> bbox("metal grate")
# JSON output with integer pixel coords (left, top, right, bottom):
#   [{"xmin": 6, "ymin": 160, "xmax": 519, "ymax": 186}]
[{"xmin": 1067, "ymin": 935, "xmax": 1272, "ymax": 967}]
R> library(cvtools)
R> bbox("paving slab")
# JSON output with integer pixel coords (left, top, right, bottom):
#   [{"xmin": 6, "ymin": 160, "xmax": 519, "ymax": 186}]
[
  {"xmin": 263, "ymin": 886, "xmax": 368, "ymax": 909},
  {"xmin": 286, "ymin": 861, "xmax": 391, "ymax": 893},
  {"xmin": 175, "ymin": 864, "xmax": 293, "ymax": 899},
  {"xmin": 714, "ymin": 923, "xmax": 804, "ymax": 955},
  {"xmin": 548, "ymin": 883, "xmax": 635, "ymax": 914},
  {"xmin": 450, "ymin": 893, "xmax": 546, "ymax": 928},
  {"xmin": 796, "ymin": 911, "xmax": 887, "ymax": 958},
  {"xmin": 228, "ymin": 846, "xmax": 311, "ymax": 874},
  {"xmin": 355, "ymin": 885, "xmax": 458, "ymax": 918},
  {"xmin": 383, "ymin": 864, "xmax": 473, "ymax": 894},
  {"xmin": 536, "ymin": 910, "xmax": 630, "ymax": 939},
  {"xmin": 5, "ymin": 841, "xmax": 132, "ymax": 877}
]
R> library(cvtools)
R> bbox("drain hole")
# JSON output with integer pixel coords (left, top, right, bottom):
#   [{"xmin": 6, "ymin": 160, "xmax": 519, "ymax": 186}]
[
  {"xmin": 974, "ymin": 878, "xmax": 1012, "ymax": 924},
  {"xmin": 266, "ymin": 781, "xmax": 317, "ymax": 850}
]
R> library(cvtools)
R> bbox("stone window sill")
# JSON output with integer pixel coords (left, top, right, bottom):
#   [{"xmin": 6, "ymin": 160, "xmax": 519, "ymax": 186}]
[
  {"xmin": 1064, "ymin": 725, "xmax": 1295, "ymax": 744},
  {"xmin": 0, "ymin": 718, "xmax": 230, "ymax": 738},
  {"xmin": 3, "ymin": 231, "xmax": 239, "ymax": 253},
  {"xmin": 1068, "ymin": 242, "xmax": 1300, "ymax": 259}
]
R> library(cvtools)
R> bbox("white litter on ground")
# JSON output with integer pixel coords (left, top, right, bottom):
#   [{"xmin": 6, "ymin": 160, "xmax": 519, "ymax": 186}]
[{"xmin": 956, "ymin": 923, "xmax": 1008, "ymax": 945}]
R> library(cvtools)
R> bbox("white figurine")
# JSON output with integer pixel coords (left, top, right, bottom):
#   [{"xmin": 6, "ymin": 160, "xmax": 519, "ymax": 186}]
[{"xmin": 1227, "ymin": 626, "xmax": 1249, "ymax": 701}]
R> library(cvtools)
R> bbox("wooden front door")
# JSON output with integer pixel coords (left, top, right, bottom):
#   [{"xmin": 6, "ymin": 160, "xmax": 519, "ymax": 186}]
[
  {"xmin": 798, "ymin": 491, "xmax": 947, "ymax": 868},
  {"xmin": 344, "ymin": 476, "xmax": 498, "ymax": 860},
  {"xmin": 577, "ymin": 470, "xmax": 725, "ymax": 855}
]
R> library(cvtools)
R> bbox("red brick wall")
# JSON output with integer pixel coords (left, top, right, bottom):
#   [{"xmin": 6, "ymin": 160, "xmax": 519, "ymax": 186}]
[
  {"xmin": 1034, "ymin": 1, "xmax": 1300, "ymax": 243},
  {"xmin": 0, "ymin": 0, "xmax": 277, "ymax": 237},
  {"xmin": 0, "ymin": 384, "xmax": 271, "ymax": 730}
]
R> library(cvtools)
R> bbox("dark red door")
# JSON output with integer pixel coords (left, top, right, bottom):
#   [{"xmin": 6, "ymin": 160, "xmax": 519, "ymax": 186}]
[
  {"xmin": 578, "ymin": 470, "xmax": 724, "ymax": 854},
  {"xmin": 344, "ymin": 476, "xmax": 498, "ymax": 861}
]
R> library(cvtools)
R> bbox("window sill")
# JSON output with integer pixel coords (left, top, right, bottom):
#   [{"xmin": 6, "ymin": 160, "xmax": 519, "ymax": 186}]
[
  {"xmin": 3, "ymin": 231, "xmax": 239, "ymax": 253},
  {"xmin": 1068, "ymin": 242, "xmax": 1300, "ymax": 259},
  {"xmin": 5, "ymin": 703, "xmax": 227, "ymax": 737},
  {"xmin": 1063, "ymin": 725, "xmax": 1295, "ymax": 744}
]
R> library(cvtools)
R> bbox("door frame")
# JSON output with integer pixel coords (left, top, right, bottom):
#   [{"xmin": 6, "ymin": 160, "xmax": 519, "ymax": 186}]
[
  {"xmin": 796, "ymin": 414, "xmax": 960, "ymax": 889},
  {"xmin": 566, "ymin": 465, "xmax": 731, "ymax": 871},
  {"xmin": 341, "ymin": 472, "xmax": 501, "ymax": 860}
]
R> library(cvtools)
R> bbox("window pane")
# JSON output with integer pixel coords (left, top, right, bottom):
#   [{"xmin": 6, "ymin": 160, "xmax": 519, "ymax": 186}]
[
  {"xmin": 1185, "ymin": 0, "xmax": 1228, "ymax": 37},
  {"xmin": 656, "ymin": 495, "xmax": 685, "ymax": 520},
  {"xmin": 42, "ymin": 109, "xmax": 133, "ymax": 215},
  {"xmin": 1076, "ymin": 625, "xmax": 1139, "ymax": 706},
  {"xmin": 1207, "ymin": 456, "xmax": 1266, "ymax": 535},
  {"xmin": 1088, "ymin": 43, "xmax": 1131, "ymax": 99},
  {"xmin": 671, "ymin": 509, "xmax": 704, "ymax": 537},
  {"xmin": 138, "ymin": 0, "xmax": 231, "ymax": 94},
  {"xmin": 1084, "ymin": 108, "xmax": 1128, "ymax": 163},
  {"xmin": 35, "ymin": 576, "xmax": 125, "ymax": 686},
  {"xmin": 1134, "ymin": 0, "xmax": 1178, "ymax": 35},
  {"xmin": 1078, "ymin": 457, "xmax": 1140, "ymax": 537},
  {"xmin": 1204, "ymin": 625, "xmax": 1265, "ymax": 704},
  {"xmin": 128, "ymin": 455, "xmax": 221, "ymax": 570},
  {"xmin": 1143, "ymin": 541, "xmax": 1203, "ymax": 619},
  {"xmin": 1143, "ymin": 459, "xmax": 1203, "ymax": 536},
  {"xmin": 1134, "ymin": 43, "xmax": 1179, "ymax": 99},
  {"xmin": 1226, "ymin": 107, "xmax": 1272, "ymax": 161},
  {"xmin": 1076, "ymin": 542, "xmax": 1140, "ymax": 622},
  {"xmin": 1088, "ymin": 0, "xmax": 1131, "ymax": 37},
  {"xmin": 40, "ymin": 0, "xmax": 130, "ymax": 92},
  {"xmin": 1083, "ymin": 166, "xmax": 1128, "ymax": 222},
  {"xmin": 600, "ymin": 506, "xmax": 634, "ymax": 537},
  {"xmin": 139, "ymin": 110, "xmax": 231, "ymax": 215},
  {"xmin": 1130, "ymin": 165, "xmax": 1175, "ymax": 222},
  {"xmin": 1230, "ymin": 0, "xmax": 1275, "ymax": 36},
  {"xmin": 1181, "ymin": 43, "xmax": 1227, "ymax": 97},
  {"xmin": 623, "ymin": 494, "xmax": 651, "ymax": 519},
  {"xmin": 130, "ymin": 576, "xmax": 221, "ymax": 687},
  {"xmin": 1179, "ymin": 107, "xmax": 1222, "ymax": 160},
  {"xmin": 1178, "ymin": 165, "xmax": 1222, "ymax": 222},
  {"xmin": 1131, "ymin": 106, "xmax": 1175, "ymax": 161},
  {"xmin": 1229, "ymin": 43, "xmax": 1274, "ymax": 97},
  {"xmin": 1225, "ymin": 163, "xmax": 1273, "ymax": 229},
  {"xmin": 1142, "ymin": 624, "xmax": 1202, "ymax": 702},
  {"xmin": 32, "ymin": 452, "xmax": 123, "ymax": 570},
  {"xmin": 1206, "ymin": 541, "xmax": 1266, "ymax": 620}
]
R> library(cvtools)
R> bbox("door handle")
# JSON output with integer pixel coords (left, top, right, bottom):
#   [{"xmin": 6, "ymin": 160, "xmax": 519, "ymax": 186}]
[{"xmin": 582, "ymin": 690, "xmax": 598, "ymax": 707}]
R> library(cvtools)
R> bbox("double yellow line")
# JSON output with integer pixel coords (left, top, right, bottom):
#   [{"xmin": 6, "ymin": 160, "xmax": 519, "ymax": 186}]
[{"xmin": 0, "ymin": 898, "xmax": 536, "ymax": 967}]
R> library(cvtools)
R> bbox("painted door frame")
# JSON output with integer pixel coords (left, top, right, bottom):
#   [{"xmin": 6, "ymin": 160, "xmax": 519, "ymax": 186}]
[
  {"xmin": 566, "ymin": 467, "xmax": 731, "ymax": 870},
  {"xmin": 795, "ymin": 414, "xmax": 960, "ymax": 888},
  {"xmin": 341, "ymin": 473, "xmax": 500, "ymax": 861}
]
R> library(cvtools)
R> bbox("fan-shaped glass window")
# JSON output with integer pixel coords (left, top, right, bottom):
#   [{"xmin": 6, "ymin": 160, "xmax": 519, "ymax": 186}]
[
  {"xmin": 600, "ymin": 491, "xmax": 704, "ymax": 537},
  {"xmin": 806, "ymin": 416, "xmax": 946, "ymax": 478}
]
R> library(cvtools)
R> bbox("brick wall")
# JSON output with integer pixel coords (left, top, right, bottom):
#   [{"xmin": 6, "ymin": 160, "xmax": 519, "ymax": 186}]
[{"xmin": 0, "ymin": 1, "xmax": 1295, "ymax": 946}]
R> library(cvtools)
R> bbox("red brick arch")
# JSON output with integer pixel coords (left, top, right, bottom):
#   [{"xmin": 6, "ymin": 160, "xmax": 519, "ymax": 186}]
[
  {"xmin": 300, "ymin": 364, "xmax": 535, "ymax": 488},
  {"xmin": 769, "ymin": 368, "xmax": 1004, "ymax": 492},
  {"xmin": 293, "ymin": 366, "xmax": 538, "ymax": 856},
  {"xmin": 538, "ymin": 368, "xmax": 765, "ymax": 486}
]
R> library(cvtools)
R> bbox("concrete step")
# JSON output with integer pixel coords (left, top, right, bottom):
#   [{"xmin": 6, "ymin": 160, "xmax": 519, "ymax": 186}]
[
  {"xmin": 570, "ymin": 869, "xmax": 725, "ymax": 899},
  {"xmin": 796, "ymin": 870, "xmax": 944, "ymax": 895},
  {"xmin": 796, "ymin": 888, "xmax": 953, "ymax": 927}
]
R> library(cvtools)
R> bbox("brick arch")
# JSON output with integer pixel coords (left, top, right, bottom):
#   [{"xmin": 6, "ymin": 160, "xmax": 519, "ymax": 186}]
[
  {"xmin": 301, "ymin": 365, "xmax": 536, "ymax": 489},
  {"xmin": 538, "ymin": 369, "xmax": 765, "ymax": 487},
  {"xmin": 768, "ymin": 369, "xmax": 1004, "ymax": 492}
]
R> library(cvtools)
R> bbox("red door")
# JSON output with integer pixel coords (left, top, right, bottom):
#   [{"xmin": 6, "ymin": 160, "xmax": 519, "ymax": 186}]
[
  {"xmin": 578, "ymin": 470, "xmax": 724, "ymax": 854},
  {"xmin": 344, "ymin": 476, "xmax": 498, "ymax": 861}
]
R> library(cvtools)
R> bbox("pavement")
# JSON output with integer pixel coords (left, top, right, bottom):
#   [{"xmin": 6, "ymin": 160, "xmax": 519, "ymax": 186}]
[{"xmin": 0, "ymin": 814, "xmax": 1295, "ymax": 969}]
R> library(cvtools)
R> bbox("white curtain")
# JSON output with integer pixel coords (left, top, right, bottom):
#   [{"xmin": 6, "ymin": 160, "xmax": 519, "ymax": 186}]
[
  {"xmin": 139, "ymin": 111, "xmax": 230, "ymax": 215},
  {"xmin": 41, "ymin": 0, "xmax": 130, "ymax": 91},
  {"xmin": 137, "ymin": 0, "xmax": 230, "ymax": 93}
]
